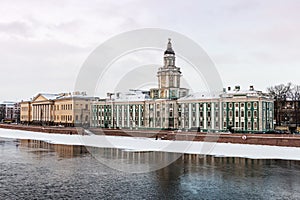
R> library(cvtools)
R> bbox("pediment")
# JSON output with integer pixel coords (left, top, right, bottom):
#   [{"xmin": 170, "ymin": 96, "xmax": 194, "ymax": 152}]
[{"xmin": 32, "ymin": 94, "xmax": 51, "ymax": 102}]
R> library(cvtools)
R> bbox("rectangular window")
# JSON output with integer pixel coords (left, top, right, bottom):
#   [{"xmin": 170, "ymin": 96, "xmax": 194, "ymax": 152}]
[
  {"xmin": 248, "ymin": 111, "xmax": 251, "ymax": 118},
  {"xmin": 248, "ymin": 122, "xmax": 251, "ymax": 130},
  {"xmin": 200, "ymin": 121, "xmax": 203, "ymax": 127}
]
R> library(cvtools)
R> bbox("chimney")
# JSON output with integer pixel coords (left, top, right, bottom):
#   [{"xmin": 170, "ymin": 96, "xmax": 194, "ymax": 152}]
[
  {"xmin": 235, "ymin": 85, "xmax": 240, "ymax": 91},
  {"xmin": 249, "ymin": 85, "xmax": 254, "ymax": 91}
]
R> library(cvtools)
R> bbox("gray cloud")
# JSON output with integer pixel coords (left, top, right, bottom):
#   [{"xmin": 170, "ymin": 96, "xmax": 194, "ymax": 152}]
[
  {"xmin": 1, "ymin": 0, "xmax": 300, "ymax": 101},
  {"xmin": 0, "ymin": 21, "xmax": 33, "ymax": 38}
]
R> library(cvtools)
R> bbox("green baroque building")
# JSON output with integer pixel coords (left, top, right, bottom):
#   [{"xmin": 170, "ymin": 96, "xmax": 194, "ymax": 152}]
[{"xmin": 91, "ymin": 40, "xmax": 274, "ymax": 133}]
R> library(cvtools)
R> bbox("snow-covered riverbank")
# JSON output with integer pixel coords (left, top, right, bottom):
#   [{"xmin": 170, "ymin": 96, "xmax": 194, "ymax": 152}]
[{"xmin": 1, "ymin": 128, "xmax": 300, "ymax": 160}]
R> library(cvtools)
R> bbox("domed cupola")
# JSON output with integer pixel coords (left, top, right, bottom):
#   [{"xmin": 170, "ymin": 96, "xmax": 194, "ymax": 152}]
[{"xmin": 164, "ymin": 38, "xmax": 175, "ymax": 55}]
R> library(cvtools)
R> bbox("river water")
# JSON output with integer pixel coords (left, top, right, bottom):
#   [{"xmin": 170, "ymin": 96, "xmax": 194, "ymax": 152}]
[{"xmin": 1, "ymin": 137, "xmax": 300, "ymax": 200}]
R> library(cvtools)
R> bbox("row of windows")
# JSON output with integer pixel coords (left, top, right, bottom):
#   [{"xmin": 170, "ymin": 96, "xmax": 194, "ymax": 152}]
[
  {"xmin": 53, "ymin": 104, "xmax": 73, "ymax": 111},
  {"xmin": 154, "ymin": 103, "xmax": 173, "ymax": 109},
  {"xmin": 94, "ymin": 102, "xmax": 267, "ymax": 113},
  {"xmin": 95, "ymin": 119, "xmax": 145, "ymax": 126},
  {"xmin": 55, "ymin": 115, "xmax": 72, "ymax": 121},
  {"xmin": 179, "ymin": 103, "xmax": 216, "ymax": 110},
  {"xmin": 225, "ymin": 102, "xmax": 257, "ymax": 109},
  {"xmin": 223, "ymin": 121, "xmax": 258, "ymax": 129},
  {"xmin": 226, "ymin": 110, "xmax": 258, "ymax": 118}
]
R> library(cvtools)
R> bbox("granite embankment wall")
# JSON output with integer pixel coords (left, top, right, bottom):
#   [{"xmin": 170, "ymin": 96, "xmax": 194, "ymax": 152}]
[
  {"xmin": 0, "ymin": 124, "xmax": 80, "ymax": 134},
  {"xmin": 1, "ymin": 124, "xmax": 300, "ymax": 147}
]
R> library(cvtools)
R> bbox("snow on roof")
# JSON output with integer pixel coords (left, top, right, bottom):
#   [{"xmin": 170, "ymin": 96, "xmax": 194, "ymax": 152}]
[
  {"xmin": 0, "ymin": 101, "xmax": 17, "ymax": 105},
  {"xmin": 225, "ymin": 89, "xmax": 262, "ymax": 95},
  {"xmin": 221, "ymin": 89, "xmax": 270, "ymax": 98},
  {"xmin": 179, "ymin": 92, "xmax": 220, "ymax": 100},
  {"xmin": 112, "ymin": 90, "xmax": 150, "ymax": 102},
  {"xmin": 38, "ymin": 92, "xmax": 90, "ymax": 100},
  {"xmin": 56, "ymin": 95, "xmax": 93, "ymax": 100},
  {"xmin": 41, "ymin": 93, "xmax": 61, "ymax": 100}
]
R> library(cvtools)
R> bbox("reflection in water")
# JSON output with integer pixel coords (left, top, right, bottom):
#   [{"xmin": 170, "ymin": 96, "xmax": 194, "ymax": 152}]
[
  {"xmin": 88, "ymin": 147, "xmax": 182, "ymax": 173},
  {"xmin": 19, "ymin": 139, "xmax": 88, "ymax": 158},
  {"xmin": 1, "ymin": 138, "xmax": 300, "ymax": 199}
]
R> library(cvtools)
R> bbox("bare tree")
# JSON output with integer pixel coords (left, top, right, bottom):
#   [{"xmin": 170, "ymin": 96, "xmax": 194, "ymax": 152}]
[
  {"xmin": 288, "ymin": 85, "xmax": 300, "ymax": 101},
  {"xmin": 288, "ymin": 84, "xmax": 300, "ymax": 127},
  {"xmin": 267, "ymin": 82, "xmax": 292, "ymax": 100},
  {"xmin": 267, "ymin": 83, "xmax": 292, "ymax": 126}
]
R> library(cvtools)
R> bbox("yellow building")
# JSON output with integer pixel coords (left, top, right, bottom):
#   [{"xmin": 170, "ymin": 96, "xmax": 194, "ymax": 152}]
[
  {"xmin": 20, "ymin": 92, "xmax": 95, "ymax": 126},
  {"xmin": 20, "ymin": 101, "xmax": 32, "ymax": 123}
]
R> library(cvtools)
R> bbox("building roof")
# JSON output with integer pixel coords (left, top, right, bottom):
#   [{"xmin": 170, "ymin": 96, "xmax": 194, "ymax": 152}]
[
  {"xmin": 41, "ymin": 93, "xmax": 61, "ymax": 100},
  {"xmin": 31, "ymin": 92, "xmax": 90, "ymax": 102},
  {"xmin": 221, "ymin": 90, "xmax": 268, "ymax": 98},
  {"xmin": 179, "ymin": 92, "xmax": 220, "ymax": 100},
  {"xmin": 102, "ymin": 90, "xmax": 150, "ymax": 102},
  {"xmin": 0, "ymin": 101, "xmax": 17, "ymax": 105}
]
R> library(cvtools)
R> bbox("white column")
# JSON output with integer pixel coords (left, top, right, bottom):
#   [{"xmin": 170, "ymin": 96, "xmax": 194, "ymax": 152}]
[
  {"xmin": 211, "ymin": 103, "xmax": 215, "ymax": 129},
  {"xmin": 189, "ymin": 103, "xmax": 192, "ymax": 129},
  {"xmin": 116, "ymin": 105, "xmax": 119, "ymax": 127},
  {"xmin": 138, "ymin": 105, "xmax": 141, "ymax": 127},
  {"xmin": 133, "ymin": 105, "xmax": 136, "ymax": 128},
  {"xmin": 203, "ymin": 103, "xmax": 207, "ymax": 129},
  {"xmin": 127, "ymin": 105, "xmax": 130, "ymax": 127},
  {"xmin": 196, "ymin": 103, "xmax": 199, "ymax": 127},
  {"xmin": 121, "ymin": 105, "xmax": 124, "ymax": 127}
]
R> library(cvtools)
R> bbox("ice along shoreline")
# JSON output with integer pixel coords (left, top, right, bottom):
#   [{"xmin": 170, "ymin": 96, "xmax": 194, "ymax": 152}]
[
  {"xmin": 1, "ymin": 124, "xmax": 300, "ymax": 147},
  {"xmin": 1, "ymin": 128, "xmax": 300, "ymax": 161}
]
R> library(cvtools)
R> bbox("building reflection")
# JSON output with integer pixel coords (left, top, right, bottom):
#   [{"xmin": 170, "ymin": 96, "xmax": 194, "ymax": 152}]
[
  {"xmin": 19, "ymin": 139, "xmax": 88, "ymax": 158},
  {"xmin": 18, "ymin": 139, "xmax": 300, "ymax": 176},
  {"xmin": 87, "ymin": 147, "xmax": 182, "ymax": 173}
]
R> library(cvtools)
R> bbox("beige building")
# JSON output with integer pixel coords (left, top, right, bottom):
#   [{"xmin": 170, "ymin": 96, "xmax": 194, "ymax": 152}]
[{"xmin": 20, "ymin": 92, "xmax": 95, "ymax": 126}]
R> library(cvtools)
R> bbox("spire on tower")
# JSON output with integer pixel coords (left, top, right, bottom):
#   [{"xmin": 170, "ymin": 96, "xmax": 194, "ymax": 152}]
[{"xmin": 164, "ymin": 38, "xmax": 175, "ymax": 55}]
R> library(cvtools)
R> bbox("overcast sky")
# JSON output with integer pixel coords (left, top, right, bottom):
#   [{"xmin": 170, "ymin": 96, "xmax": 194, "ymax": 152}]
[{"xmin": 1, "ymin": 0, "xmax": 300, "ymax": 102}]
